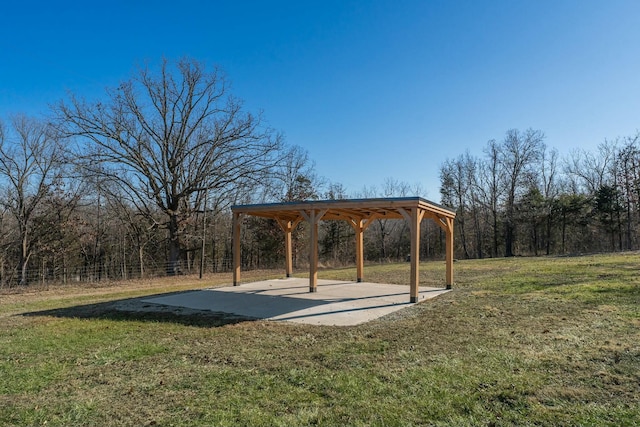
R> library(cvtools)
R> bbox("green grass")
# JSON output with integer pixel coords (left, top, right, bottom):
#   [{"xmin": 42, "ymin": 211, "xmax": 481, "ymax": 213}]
[{"xmin": 1, "ymin": 253, "xmax": 639, "ymax": 426}]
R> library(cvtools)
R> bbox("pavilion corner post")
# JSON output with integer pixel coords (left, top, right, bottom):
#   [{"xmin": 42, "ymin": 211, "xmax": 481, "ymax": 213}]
[
  {"xmin": 445, "ymin": 217, "xmax": 454, "ymax": 289},
  {"xmin": 310, "ymin": 217, "xmax": 318, "ymax": 292},
  {"xmin": 275, "ymin": 218, "xmax": 299, "ymax": 279},
  {"xmin": 355, "ymin": 225, "xmax": 364, "ymax": 282},
  {"xmin": 300, "ymin": 209, "xmax": 326, "ymax": 293},
  {"xmin": 309, "ymin": 210, "xmax": 321, "ymax": 292},
  {"xmin": 400, "ymin": 207, "xmax": 425, "ymax": 303},
  {"xmin": 232, "ymin": 212, "xmax": 243, "ymax": 286},
  {"xmin": 348, "ymin": 218, "xmax": 369, "ymax": 283},
  {"xmin": 410, "ymin": 208, "xmax": 422, "ymax": 303},
  {"xmin": 285, "ymin": 229, "xmax": 293, "ymax": 277}
]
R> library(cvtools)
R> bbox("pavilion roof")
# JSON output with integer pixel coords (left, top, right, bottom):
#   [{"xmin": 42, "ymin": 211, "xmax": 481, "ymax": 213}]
[{"xmin": 231, "ymin": 196, "xmax": 456, "ymax": 222}]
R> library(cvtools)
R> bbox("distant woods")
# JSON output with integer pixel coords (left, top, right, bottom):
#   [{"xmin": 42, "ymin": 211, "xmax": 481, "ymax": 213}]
[
  {"xmin": 0, "ymin": 58, "xmax": 637, "ymax": 287},
  {"xmin": 439, "ymin": 129, "xmax": 640, "ymax": 259}
]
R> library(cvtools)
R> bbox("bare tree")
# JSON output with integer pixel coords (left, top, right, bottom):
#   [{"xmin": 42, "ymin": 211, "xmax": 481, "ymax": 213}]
[
  {"xmin": 564, "ymin": 143, "xmax": 616, "ymax": 195},
  {"xmin": 320, "ymin": 182, "xmax": 354, "ymax": 264},
  {"xmin": 540, "ymin": 145, "xmax": 560, "ymax": 254},
  {"xmin": 357, "ymin": 178, "xmax": 412, "ymax": 261},
  {"xmin": 270, "ymin": 145, "xmax": 323, "ymax": 202},
  {"xmin": 240, "ymin": 144, "xmax": 324, "ymax": 270},
  {"xmin": 56, "ymin": 58, "xmax": 282, "ymax": 274},
  {"xmin": 103, "ymin": 186, "xmax": 160, "ymax": 278},
  {"xmin": 463, "ymin": 154, "xmax": 486, "ymax": 259},
  {"xmin": 500, "ymin": 129, "xmax": 544, "ymax": 257},
  {"xmin": 0, "ymin": 116, "xmax": 64, "ymax": 285},
  {"xmin": 616, "ymin": 135, "xmax": 640, "ymax": 249},
  {"xmin": 0, "ymin": 205, "xmax": 11, "ymax": 287},
  {"xmin": 479, "ymin": 139, "xmax": 503, "ymax": 257},
  {"xmin": 440, "ymin": 153, "xmax": 475, "ymax": 259}
]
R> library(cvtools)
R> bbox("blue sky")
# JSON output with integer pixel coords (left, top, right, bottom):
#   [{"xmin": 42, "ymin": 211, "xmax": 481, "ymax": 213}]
[{"xmin": 2, "ymin": 1, "xmax": 639, "ymax": 200}]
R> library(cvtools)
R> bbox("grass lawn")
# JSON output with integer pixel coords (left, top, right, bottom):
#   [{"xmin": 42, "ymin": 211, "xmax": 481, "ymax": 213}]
[{"xmin": 1, "ymin": 254, "xmax": 639, "ymax": 426}]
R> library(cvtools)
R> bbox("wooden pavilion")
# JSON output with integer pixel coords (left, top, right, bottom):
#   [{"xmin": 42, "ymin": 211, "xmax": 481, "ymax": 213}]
[{"xmin": 231, "ymin": 197, "xmax": 456, "ymax": 303}]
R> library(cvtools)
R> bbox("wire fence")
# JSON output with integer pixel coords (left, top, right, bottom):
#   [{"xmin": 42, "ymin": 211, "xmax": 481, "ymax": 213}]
[{"xmin": 0, "ymin": 258, "xmax": 239, "ymax": 289}]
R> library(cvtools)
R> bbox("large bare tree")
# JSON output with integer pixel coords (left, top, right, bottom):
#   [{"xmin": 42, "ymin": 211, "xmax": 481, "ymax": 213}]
[{"xmin": 57, "ymin": 58, "xmax": 282, "ymax": 274}]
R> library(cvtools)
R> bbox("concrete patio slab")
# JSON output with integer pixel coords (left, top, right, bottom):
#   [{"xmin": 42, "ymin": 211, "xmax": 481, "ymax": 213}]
[{"xmin": 142, "ymin": 278, "xmax": 450, "ymax": 326}]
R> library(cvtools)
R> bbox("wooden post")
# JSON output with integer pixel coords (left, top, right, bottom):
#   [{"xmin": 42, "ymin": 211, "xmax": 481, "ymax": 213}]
[
  {"xmin": 399, "ymin": 208, "xmax": 424, "ymax": 303},
  {"xmin": 445, "ymin": 217, "xmax": 454, "ymax": 289},
  {"xmin": 284, "ymin": 224, "xmax": 293, "ymax": 277},
  {"xmin": 348, "ymin": 217, "xmax": 374, "ymax": 283},
  {"xmin": 309, "ymin": 211, "xmax": 319, "ymax": 292},
  {"xmin": 276, "ymin": 218, "xmax": 298, "ymax": 278},
  {"xmin": 409, "ymin": 208, "xmax": 420, "ymax": 303},
  {"xmin": 300, "ymin": 209, "xmax": 325, "ymax": 293},
  {"xmin": 355, "ymin": 223, "xmax": 364, "ymax": 282},
  {"xmin": 199, "ymin": 192, "xmax": 207, "ymax": 280},
  {"xmin": 232, "ymin": 212, "xmax": 242, "ymax": 286}
]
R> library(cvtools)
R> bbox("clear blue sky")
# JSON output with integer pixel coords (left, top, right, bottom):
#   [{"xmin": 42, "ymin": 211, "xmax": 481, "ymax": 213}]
[{"xmin": 2, "ymin": 0, "xmax": 639, "ymax": 200}]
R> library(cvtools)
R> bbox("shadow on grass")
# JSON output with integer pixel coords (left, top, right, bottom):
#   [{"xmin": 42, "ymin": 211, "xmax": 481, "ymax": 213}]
[{"xmin": 22, "ymin": 290, "xmax": 258, "ymax": 328}]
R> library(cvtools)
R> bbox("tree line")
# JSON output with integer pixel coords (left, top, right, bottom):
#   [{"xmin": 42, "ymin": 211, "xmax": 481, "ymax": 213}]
[
  {"xmin": 439, "ymin": 129, "xmax": 640, "ymax": 259},
  {"xmin": 1, "ymin": 58, "xmax": 636, "ymax": 287}
]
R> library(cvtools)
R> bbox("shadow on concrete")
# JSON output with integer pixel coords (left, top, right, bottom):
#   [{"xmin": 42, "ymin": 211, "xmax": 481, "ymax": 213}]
[{"xmin": 143, "ymin": 289, "xmax": 332, "ymax": 320}]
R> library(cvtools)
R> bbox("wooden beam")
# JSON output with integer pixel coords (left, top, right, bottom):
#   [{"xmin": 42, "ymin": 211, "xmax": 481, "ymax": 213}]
[
  {"xmin": 398, "ymin": 207, "xmax": 412, "ymax": 223},
  {"xmin": 232, "ymin": 212, "xmax": 243, "ymax": 286},
  {"xmin": 299, "ymin": 210, "xmax": 311, "ymax": 222}
]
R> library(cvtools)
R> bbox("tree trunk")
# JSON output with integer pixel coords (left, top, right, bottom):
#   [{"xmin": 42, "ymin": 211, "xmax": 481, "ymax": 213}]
[
  {"xmin": 167, "ymin": 214, "xmax": 181, "ymax": 275},
  {"xmin": 505, "ymin": 218, "xmax": 514, "ymax": 257},
  {"xmin": 617, "ymin": 206, "xmax": 623, "ymax": 251},
  {"xmin": 545, "ymin": 212, "xmax": 552, "ymax": 255},
  {"xmin": 504, "ymin": 189, "xmax": 516, "ymax": 258},
  {"xmin": 378, "ymin": 220, "xmax": 387, "ymax": 261},
  {"xmin": 19, "ymin": 231, "xmax": 30, "ymax": 286},
  {"xmin": 492, "ymin": 209, "xmax": 499, "ymax": 258},
  {"xmin": 211, "ymin": 237, "xmax": 217, "ymax": 273},
  {"xmin": 458, "ymin": 210, "xmax": 470, "ymax": 259},
  {"xmin": 472, "ymin": 206, "xmax": 483, "ymax": 259},
  {"xmin": 139, "ymin": 246, "xmax": 145, "ymax": 278}
]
